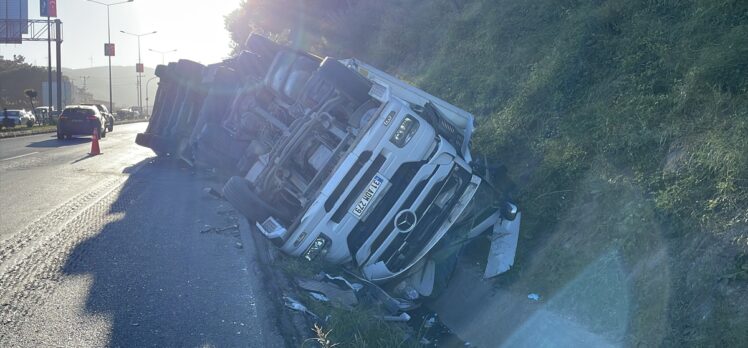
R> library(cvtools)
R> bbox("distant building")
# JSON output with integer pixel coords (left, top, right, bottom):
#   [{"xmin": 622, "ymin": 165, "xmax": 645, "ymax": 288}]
[{"xmin": 41, "ymin": 77, "xmax": 72, "ymax": 107}]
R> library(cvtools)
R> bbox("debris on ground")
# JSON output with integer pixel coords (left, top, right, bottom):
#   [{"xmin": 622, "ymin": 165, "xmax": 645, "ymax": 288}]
[
  {"xmin": 308, "ymin": 292, "xmax": 329, "ymax": 303},
  {"xmin": 320, "ymin": 272, "xmax": 363, "ymax": 292},
  {"xmin": 342, "ymin": 269, "xmax": 417, "ymax": 314},
  {"xmin": 375, "ymin": 312, "xmax": 411, "ymax": 322},
  {"xmin": 202, "ymin": 187, "xmax": 223, "ymax": 199},
  {"xmin": 200, "ymin": 224, "xmax": 239, "ymax": 235},
  {"xmin": 296, "ymin": 277, "xmax": 358, "ymax": 310},
  {"xmin": 283, "ymin": 296, "xmax": 319, "ymax": 319}
]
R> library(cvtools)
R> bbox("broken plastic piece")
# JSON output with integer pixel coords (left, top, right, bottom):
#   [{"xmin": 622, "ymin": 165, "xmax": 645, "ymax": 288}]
[
  {"xmin": 203, "ymin": 187, "xmax": 223, "ymax": 199},
  {"xmin": 322, "ymin": 272, "xmax": 363, "ymax": 292},
  {"xmin": 484, "ymin": 212, "xmax": 521, "ymax": 278},
  {"xmin": 342, "ymin": 269, "xmax": 418, "ymax": 313},
  {"xmin": 296, "ymin": 277, "xmax": 358, "ymax": 310},
  {"xmin": 308, "ymin": 292, "xmax": 329, "ymax": 302},
  {"xmin": 375, "ymin": 312, "xmax": 411, "ymax": 322},
  {"xmin": 283, "ymin": 296, "xmax": 319, "ymax": 319}
]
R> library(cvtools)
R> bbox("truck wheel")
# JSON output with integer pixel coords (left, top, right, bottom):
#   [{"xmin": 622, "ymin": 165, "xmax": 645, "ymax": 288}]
[
  {"xmin": 57, "ymin": 131, "xmax": 63, "ymax": 140},
  {"xmin": 223, "ymin": 176, "xmax": 283, "ymax": 223},
  {"xmin": 107, "ymin": 120, "xmax": 114, "ymax": 132},
  {"xmin": 318, "ymin": 57, "xmax": 372, "ymax": 107},
  {"xmin": 245, "ymin": 34, "xmax": 282, "ymax": 62}
]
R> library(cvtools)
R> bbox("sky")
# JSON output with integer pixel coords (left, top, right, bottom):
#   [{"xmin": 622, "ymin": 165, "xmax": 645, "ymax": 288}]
[{"xmin": 0, "ymin": 0, "xmax": 242, "ymax": 69}]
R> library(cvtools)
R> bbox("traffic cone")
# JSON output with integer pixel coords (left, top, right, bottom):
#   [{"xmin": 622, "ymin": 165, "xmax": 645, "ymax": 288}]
[{"xmin": 90, "ymin": 128, "xmax": 101, "ymax": 156}]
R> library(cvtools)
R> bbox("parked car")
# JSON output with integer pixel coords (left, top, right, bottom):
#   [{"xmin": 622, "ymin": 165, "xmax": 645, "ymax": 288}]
[
  {"xmin": 82, "ymin": 104, "xmax": 115, "ymax": 132},
  {"xmin": 116, "ymin": 107, "xmax": 141, "ymax": 120},
  {"xmin": 34, "ymin": 106, "xmax": 54, "ymax": 123},
  {"xmin": 1, "ymin": 109, "xmax": 35, "ymax": 127},
  {"xmin": 56, "ymin": 105, "xmax": 108, "ymax": 139}
]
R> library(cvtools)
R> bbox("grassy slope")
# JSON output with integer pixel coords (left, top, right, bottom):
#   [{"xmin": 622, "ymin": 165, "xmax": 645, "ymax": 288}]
[
  {"xmin": 230, "ymin": 0, "xmax": 747, "ymax": 345},
  {"xmin": 330, "ymin": 1, "xmax": 748, "ymax": 345}
]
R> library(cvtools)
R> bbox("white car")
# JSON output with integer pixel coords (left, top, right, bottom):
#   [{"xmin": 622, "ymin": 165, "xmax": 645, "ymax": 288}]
[{"xmin": 21, "ymin": 110, "xmax": 36, "ymax": 125}]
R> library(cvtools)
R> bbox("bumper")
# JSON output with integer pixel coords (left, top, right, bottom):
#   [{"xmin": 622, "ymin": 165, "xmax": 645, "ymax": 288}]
[
  {"xmin": 58, "ymin": 121, "xmax": 99, "ymax": 135},
  {"xmin": 135, "ymin": 132, "xmax": 176, "ymax": 154}
]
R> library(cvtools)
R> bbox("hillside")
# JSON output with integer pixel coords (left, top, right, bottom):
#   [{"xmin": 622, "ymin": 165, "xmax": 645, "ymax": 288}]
[
  {"xmin": 63, "ymin": 66, "xmax": 156, "ymax": 109},
  {"xmin": 0, "ymin": 57, "xmax": 156, "ymax": 111},
  {"xmin": 227, "ymin": 0, "xmax": 747, "ymax": 346}
]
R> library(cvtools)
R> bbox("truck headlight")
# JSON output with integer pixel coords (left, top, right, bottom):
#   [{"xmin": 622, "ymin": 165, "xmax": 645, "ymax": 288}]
[
  {"xmin": 389, "ymin": 116, "xmax": 419, "ymax": 147},
  {"xmin": 303, "ymin": 236, "xmax": 330, "ymax": 261}
]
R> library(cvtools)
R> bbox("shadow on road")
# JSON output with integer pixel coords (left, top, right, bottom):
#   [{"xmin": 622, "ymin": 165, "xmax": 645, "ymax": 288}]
[
  {"xmin": 27, "ymin": 137, "xmax": 90, "ymax": 148},
  {"xmin": 61, "ymin": 159, "xmax": 275, "ymax": 347}
]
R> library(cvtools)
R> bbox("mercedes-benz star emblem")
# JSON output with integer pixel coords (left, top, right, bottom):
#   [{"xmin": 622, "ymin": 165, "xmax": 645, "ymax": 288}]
[{"xmin": 394, "ymin": 210, "xmax": 417, "ymax": 233}]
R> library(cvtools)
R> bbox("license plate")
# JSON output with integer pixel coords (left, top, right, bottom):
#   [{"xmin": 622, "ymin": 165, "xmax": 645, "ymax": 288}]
[{"xmin": 351, "ymin": 174, "xmax": 387, "ymax": 219}]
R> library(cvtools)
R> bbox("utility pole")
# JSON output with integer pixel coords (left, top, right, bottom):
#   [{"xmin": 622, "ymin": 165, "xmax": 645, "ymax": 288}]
[
  {"xmin": 87, "ymin": 0, "xmax": 134, "ymax": 116},
  {"xmin": 55, "ymin": 19, "xmax": 63, "ymax": 113},
  {"xmin": 47, "ymin": 16, "xmax": 52, "ymax": 117},
  {"xmin": 121, "ymin": 30, "xmax": 157, "ymax": 114},
  {"xmin": 80, "ymin": 76, "xmax": 90, "ymax": 90},
  {"xmin": 145, "ymin": 76, "xmax": 158, "ymax": 117},
  {"xmin": 80, "ymin": 76, "xmax": 91, "ymax": 102},
  {"xmin": 148, "ymin": 48, "xmax": 177, "ymax": 65}
]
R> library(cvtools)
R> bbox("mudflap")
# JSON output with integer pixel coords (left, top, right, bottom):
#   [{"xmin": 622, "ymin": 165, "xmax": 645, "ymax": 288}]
[{"xmin": 135, "ymin": 132, "xmax": 152, "ymax": 148}]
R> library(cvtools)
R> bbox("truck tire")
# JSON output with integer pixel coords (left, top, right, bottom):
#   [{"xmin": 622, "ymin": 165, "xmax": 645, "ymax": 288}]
[
  {"xmin": 245, "ymin": 34, "xmax": 282, "ymax": 62},
  {"xmin": 223, "ymin": 176, "xmax": 282, "ymax": 223},
  {"xmin": 318, "ymin": 57, "xmax": 372, "ymax": 107}
]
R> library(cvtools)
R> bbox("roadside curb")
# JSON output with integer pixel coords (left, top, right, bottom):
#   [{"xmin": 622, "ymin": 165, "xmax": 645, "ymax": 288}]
[
  {"xmin": 0, "ymin": 119, "xmax": 149, "ymax": 139},
  {"xmin": 237, "ymin": 215, "xmax": 312, "ymax": 347}
]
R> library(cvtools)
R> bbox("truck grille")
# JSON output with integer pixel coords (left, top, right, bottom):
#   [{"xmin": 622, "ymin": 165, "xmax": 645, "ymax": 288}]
[
  {"xmin": 345, "ymin": 161, "xmax": 426, "ymax": 261},
  {"xmin": 380, "ymin": 165, "xmax": 472, "ymax": 272},
  {"xmin": 331, "ymin": 154, "xmax": 386, "ymax": 223},
  {"xmin": 324, "ymin": 151, "xmax": 372, "ymax": 212}
]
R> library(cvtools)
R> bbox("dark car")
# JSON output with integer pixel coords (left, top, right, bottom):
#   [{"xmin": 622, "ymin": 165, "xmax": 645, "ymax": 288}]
[
  {"xmin": 56, "ymin": 105, "xmax": 108, "ymax": 139},
  {"xmin": 83, "ymin": 103, "xmax": 115, "ymax": 132}
]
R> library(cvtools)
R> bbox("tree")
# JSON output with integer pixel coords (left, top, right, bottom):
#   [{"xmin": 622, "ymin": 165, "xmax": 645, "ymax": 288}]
[{"xmin": 224, "ymin": 0, "xmax": 354, "ymax": 51}]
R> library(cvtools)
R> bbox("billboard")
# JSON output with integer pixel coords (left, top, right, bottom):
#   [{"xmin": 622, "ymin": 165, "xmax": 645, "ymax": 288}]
[
  {"xmin": 42, "ymin": 80, "xmax": 71, "ymax": 107},
  {"xmin": 0, "ymin": 0, "xmax": 29, "ymax": 43},
  {"xmin": 39, "ymin": 0, "xmax": 55, "ymax": 17}
]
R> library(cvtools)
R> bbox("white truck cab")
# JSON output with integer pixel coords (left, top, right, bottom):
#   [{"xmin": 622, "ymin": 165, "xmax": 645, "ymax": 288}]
[{"xmin": 243, "ymin": 57, "xmax": 521, "ymax": 288}]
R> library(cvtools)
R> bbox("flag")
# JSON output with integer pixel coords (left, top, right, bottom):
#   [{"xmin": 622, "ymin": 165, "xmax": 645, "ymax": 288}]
[
  {"xmin": 49, "ymin": 0, "xmax": 57, "ymax": 17},
  {"xmin": 40, "ymin": 0, "xmax": 57, "ymax": 17}
]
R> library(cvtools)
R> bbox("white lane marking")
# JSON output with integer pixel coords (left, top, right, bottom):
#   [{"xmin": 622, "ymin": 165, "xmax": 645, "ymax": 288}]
[{"xmin": 0, "ymin": 152, "xmax": 40, "ymax": 162}]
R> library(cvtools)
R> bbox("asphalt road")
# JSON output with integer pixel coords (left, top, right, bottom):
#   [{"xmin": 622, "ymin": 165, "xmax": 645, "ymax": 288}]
[{"xmin": 0, "ymin": 123, "xmax": 284, "ymax": 347}]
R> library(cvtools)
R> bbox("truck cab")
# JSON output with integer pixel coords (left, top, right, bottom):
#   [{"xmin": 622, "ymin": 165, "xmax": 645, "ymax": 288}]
[{"xmin": 223, "ymin": 55, "xmax": 520, "ymax": 286}]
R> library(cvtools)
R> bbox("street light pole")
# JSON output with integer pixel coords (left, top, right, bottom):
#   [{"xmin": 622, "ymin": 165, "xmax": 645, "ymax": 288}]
[
  {"xmin": 88, "ymin": 0, "xmax": 133, "ymax": 115},
  {"xmin": 148, "ymin": 48, "xmax": 177, "ymax": 65},
  {"xmin": 145, "ymin": 76, "xmax": 158, "ymax": 118},
  {"xmin": 121, "ymin": 30, "xmax": 157, "ymax": 115}
]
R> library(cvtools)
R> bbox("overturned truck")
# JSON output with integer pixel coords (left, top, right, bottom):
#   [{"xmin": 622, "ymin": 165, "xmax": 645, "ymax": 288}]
[{"xmin": 136, "ymin": 34, "xmax": 521, "ymax": 297}]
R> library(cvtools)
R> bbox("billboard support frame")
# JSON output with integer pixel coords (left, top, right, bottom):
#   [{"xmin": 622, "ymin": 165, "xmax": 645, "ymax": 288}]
[{"xmin": 0, "ymin": 18, "xmax": 63, "ymax": 116}]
